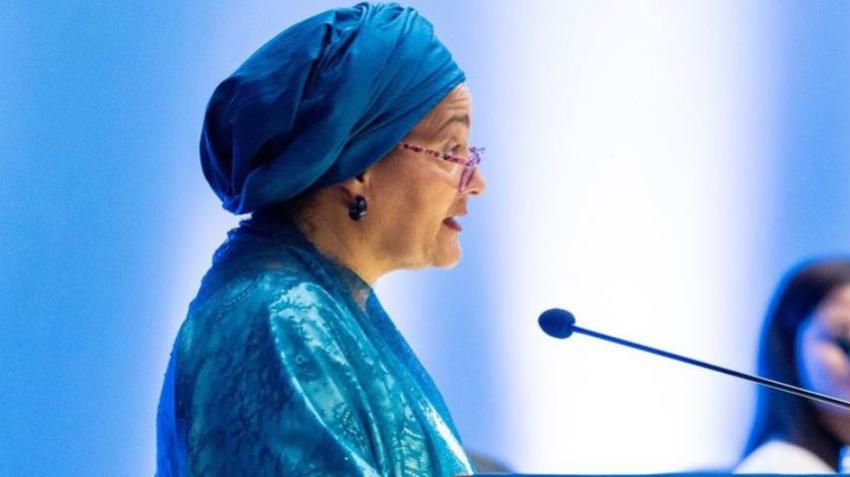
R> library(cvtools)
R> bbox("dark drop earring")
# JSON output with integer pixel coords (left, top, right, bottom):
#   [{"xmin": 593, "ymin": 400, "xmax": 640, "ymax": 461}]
[{"xmin": 348, "ymin": 195, "xmax": 368, "ymax": 221}]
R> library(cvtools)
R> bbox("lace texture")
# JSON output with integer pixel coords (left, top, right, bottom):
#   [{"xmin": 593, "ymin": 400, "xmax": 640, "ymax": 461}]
[{"xmin": 156, "ymin": 217, "xmax": 473, "ymax": 476}]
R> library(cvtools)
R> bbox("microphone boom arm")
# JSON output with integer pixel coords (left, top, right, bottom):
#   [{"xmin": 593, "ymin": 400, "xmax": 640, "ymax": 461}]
[{"xmin": 571, "ymin": 324, "xmax": 850, "ymax": 410}]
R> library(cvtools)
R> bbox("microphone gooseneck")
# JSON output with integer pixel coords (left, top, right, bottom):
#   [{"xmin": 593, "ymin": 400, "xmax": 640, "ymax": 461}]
[{"xmin": 538, "ymin": 307, "xmax": 850, "ymax": 410}]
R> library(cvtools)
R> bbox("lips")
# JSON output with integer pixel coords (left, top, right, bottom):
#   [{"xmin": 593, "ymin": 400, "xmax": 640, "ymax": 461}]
[{"xmin": 443, "ymin": 216, "xmax": 462, "ymax": 232}]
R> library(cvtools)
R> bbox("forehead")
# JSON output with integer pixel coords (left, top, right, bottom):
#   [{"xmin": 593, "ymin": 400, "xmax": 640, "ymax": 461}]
[
  {"xmin": 826, "ymin": 284, "xmax": 850, "ymax": 308},
  {"xmin": 816, "ymin": 284, "xmax": 850, "ymax": 328},
  {"xmin": 409, "ymin": 84, "xmax": 472, "ymax": 139}
]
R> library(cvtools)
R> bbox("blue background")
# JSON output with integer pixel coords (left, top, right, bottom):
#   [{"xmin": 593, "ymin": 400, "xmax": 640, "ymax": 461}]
[{"xmin": 2, "ymin": 1, "xmax": 848, "ymax": 474}]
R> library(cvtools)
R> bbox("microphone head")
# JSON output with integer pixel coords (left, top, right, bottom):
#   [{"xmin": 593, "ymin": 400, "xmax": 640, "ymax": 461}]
[{"xmin": 538, "ymin": 308, "xmax": 577, "ymax": 339}]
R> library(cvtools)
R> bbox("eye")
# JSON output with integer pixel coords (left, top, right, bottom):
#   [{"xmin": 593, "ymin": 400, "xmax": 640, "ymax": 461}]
[
  {"xmin": 443, "ymin": 139, "xmax": 461, "ymax": 155},
  {"xmin": 837, "ymin": 336, "xmax": 850, "ymax": 356}
]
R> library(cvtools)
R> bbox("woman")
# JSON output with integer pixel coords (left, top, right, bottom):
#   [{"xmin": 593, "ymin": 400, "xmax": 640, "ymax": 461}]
[
  {"xmin": 156, "ymin": 4, "xmax": 486, "ymax": 476},
  {"xmin": 737, "ymin": 259, "xmax": 850, "ymax": 473}
]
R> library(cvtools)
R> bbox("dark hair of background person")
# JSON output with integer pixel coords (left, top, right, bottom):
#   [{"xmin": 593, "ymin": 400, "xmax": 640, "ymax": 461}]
[{"xmin": 742, "ymin": 258, "xmax": 850, "ymax": 470}]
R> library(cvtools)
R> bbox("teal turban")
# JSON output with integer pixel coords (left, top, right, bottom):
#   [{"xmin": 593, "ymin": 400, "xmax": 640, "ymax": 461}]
[{"xmin": 200, "ymin": 2, "xmax": 466, "ymax": 214}]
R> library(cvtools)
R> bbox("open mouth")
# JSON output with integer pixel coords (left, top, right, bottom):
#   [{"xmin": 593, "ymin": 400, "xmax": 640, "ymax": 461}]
[{"xmin": 442, "ymin": 216, "xmax": 462, "ymax": 232}]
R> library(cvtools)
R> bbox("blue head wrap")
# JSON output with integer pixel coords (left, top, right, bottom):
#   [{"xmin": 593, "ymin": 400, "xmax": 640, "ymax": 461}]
[{"xmin": 200, "ymin": 3, "xmax": 466, "ymax": 214}]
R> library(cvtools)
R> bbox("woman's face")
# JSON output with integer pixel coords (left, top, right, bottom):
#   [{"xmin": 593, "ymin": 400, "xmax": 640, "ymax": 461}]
[
  {"xmin": 364, "ymin": 84, "xmax": 486, "ymax": 270},
  {"xmin": 797, "ymin": 283, "xmax": 850, "ymax": 443}
]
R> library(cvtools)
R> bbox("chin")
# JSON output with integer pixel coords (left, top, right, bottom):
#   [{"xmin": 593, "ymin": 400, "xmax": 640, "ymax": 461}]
[
  {"xmin": 432, "ymin": 243, "xmax": 462, "ymax": 268},
  {"xmin": 434, "ymin": 257, "xmax": 460, "ymax": 269}
]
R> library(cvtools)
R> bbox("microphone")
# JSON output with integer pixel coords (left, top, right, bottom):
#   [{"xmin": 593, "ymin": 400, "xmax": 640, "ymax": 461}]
[{"xmin": 538, "ymin": 308, "xmax": 850, "ymax": 410}]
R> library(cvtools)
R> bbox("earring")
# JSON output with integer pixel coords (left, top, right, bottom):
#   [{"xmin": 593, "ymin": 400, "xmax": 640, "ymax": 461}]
[{"xmin": 348, "ymin": 195, "xmax": 368, "ymax": 221}]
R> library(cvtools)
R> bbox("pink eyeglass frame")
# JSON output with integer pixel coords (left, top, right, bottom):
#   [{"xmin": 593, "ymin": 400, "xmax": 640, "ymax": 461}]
[{"xmin": 400, "ymin": 142, "xmax": 484, "ymax": 192}]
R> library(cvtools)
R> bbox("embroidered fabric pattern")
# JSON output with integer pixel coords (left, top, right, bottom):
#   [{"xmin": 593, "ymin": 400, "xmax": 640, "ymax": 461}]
[{"xmin": 156, "ymin": 216, "xmax": 472, "ymax": 476}]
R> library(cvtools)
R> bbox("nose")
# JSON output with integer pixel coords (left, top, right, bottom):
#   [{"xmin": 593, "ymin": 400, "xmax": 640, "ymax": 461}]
[{"xmin": 464, "ymin": 167, "xmax": 486, "ymax": 196}]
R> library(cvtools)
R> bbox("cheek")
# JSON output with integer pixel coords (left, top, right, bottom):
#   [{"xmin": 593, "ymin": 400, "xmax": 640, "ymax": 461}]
[
  {"xmin": 370, "ymin": 160, "xmax": 458, "ymax": 259},
  {"xmin": 800, "ymin": 340, "xmax": 850, "ymax": 395},
  {"xmin": 391, "ymin": 178, "xmax": 455, "ymax": 227},
  {"xmin": 824, "ymin": 349, "xmax": 850, "ymax": 387}
]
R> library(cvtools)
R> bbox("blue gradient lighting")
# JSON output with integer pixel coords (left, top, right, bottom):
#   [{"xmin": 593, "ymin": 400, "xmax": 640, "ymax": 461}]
[{"xmin": 2, "ymin": 1, "xmax": 848, "ymax": 475}]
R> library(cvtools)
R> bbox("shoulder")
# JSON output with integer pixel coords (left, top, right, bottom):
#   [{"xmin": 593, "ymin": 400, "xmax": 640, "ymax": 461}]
[
  {"xmin": 189, "ymin": 243, "xmax": 337, "ymax": 320},
  {"xmin": 171, "ymin": 266, "xmax": 360, "ymax": 416},
  {"xmin": 735, "ymin": 439, "xmax": 834, "ymax": 474},
  {"xmin": 177, "ymin": 258, "xmax": 347, "ymax": 358}
]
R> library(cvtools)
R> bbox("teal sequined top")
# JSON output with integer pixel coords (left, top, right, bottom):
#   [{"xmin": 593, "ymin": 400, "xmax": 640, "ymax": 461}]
[{"xmin": 156, "ymin": 215, "xmax": 473, "ymax": 476}]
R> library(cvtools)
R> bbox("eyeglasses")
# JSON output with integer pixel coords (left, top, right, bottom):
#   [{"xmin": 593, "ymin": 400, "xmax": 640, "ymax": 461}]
[{"xmin": 400, "ymin": 142, "xmax": 484, "ymax": 192}]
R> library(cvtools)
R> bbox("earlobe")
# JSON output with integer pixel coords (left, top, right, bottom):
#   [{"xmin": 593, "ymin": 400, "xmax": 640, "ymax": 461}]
[
  {"xmin": 348, "ymin": 195, "xmax": 368, "ymax": 221},
  {"xmin": 338, "ymin": 171, "xmax": 369, "ymax": 221},
  {"xmin": 338, "ymin": 170, "xmax": 369, "ymax": 196}
]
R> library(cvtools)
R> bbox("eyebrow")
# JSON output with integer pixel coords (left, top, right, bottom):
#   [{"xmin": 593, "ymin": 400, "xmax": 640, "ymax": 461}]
[{"xmin": 434, "ymin": 114, "xmax": 470, "ymax": 135}]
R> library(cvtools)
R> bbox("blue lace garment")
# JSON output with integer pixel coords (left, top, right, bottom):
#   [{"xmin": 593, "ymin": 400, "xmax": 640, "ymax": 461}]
[{"xmin": 156, "ymin": 215, "xmax": 473, "ymax": 476}]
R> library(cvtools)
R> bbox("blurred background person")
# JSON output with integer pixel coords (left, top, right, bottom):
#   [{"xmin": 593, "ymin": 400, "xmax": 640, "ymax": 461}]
[{"xmin": 737, "ymin": 259, "xmax": 850, "ymax": 473}]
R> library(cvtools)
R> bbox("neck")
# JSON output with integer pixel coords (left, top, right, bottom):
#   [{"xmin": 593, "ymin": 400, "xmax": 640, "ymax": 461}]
[
  {"xmin": 785, "ymin": 421, "xmax": 842, "ymax": 471},
  {"xmin": 295, "ymin": 209, "xmax": 388, "ymax": 286}
]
